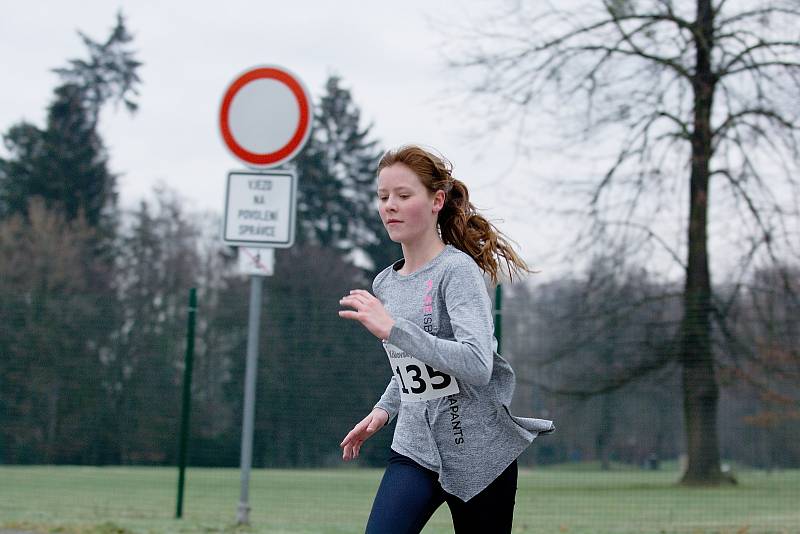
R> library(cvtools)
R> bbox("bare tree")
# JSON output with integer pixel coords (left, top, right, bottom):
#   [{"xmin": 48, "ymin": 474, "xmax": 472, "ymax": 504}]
[
  {"xmin": 503, "ymin": 263, "xmax": 684, "ymax": 468},
  {"xmin": 446, "ymin": 0, "xmax": 800, "ymax": 484},
  {"xmin": 0, "ymin": 199, "xmax": 100, "ymax": 463}
]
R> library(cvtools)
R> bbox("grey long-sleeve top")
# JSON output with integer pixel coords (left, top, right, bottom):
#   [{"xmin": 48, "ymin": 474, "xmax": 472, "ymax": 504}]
[{"xmin": 373, "ymin": 245, "xmax": 554, "ymax": 502}]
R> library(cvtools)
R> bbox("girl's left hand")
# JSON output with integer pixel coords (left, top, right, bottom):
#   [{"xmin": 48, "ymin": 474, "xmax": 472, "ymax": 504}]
[{"xmin": 339, "ymin": 289, "xmax": 395, "ymax": 340}]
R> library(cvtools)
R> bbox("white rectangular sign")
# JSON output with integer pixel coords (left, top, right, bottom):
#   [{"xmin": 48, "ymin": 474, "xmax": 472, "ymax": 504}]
[{"xmin": 223, "ymin": 170, "xmax": 297, "ymax": 248}]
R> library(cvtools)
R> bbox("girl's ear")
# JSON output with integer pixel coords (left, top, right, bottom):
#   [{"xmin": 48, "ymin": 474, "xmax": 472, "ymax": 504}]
[{"xmin": 432, "ymin": 190, "xmax": 446, "ymax": 213}]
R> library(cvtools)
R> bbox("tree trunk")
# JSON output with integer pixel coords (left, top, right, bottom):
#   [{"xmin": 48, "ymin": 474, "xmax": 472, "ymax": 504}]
[
  {"xmin": 597, "ymin": 392, "xmax": 613, "ymax": 470},
  {"xmin": 679, "ymin": 0, "xmax": 730, "ymax": 485},
  {"xmin": 45, "ymin": 379, "xmax": 61, "ymax": 463}
]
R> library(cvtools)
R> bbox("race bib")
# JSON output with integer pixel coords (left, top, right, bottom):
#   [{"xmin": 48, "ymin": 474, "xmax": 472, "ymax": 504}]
[{"xmin": 384, "ymin": 342, "xmax": 459, "ymax": 402}]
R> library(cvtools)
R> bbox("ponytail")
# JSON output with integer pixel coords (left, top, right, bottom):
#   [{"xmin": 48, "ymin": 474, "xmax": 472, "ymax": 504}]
[{"xmin": 378, "ymin": 145, "xmax": 532, "ymax": 284}]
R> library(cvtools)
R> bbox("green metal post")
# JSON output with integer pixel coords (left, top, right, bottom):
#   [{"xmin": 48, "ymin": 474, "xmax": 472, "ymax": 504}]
[
  {"xmin": 494, "ymin": 284, "xmax": 503, "ymax": 354},
  {"xmin": 176, "ymin": 288, "xmax": 197, "ymax": 519}
]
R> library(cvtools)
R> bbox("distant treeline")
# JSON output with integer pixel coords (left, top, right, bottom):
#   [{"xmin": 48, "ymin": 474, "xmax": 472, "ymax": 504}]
[{"xmin": 1, "ymin": 199, "xmax": 797, "ymax": 468}]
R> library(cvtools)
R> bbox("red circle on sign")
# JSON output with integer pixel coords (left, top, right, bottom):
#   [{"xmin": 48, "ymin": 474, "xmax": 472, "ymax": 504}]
[{"xmin": 219, "ymin": 66, "xmax": 312, "ymax": 168}]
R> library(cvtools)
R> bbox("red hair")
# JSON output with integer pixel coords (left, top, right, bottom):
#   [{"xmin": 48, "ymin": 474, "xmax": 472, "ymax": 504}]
[{"xmin": 378, "ymin": 145, "xmax": 532, "ymax": 284}]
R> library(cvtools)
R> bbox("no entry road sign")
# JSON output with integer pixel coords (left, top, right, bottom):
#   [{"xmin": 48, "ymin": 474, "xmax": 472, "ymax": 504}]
[{"xmin": 219, "ymin": 65, "xmax": 313, "ymax": 169}]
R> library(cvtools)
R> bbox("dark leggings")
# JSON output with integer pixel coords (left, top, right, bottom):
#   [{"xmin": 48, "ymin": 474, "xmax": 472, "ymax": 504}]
[{"xmin": 365, "ymin": 449, "xmax": 518, "ymax": 534}]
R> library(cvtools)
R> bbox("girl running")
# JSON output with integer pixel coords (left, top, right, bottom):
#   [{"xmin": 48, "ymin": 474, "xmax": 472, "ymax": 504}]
[{"xmin": 338, "ymin": 145, "xmax": 554, "ymax": 534}]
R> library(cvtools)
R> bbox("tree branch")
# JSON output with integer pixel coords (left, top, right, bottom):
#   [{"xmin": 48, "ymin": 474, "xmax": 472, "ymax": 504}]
[
  {"xmin": 597, "ymin": 219, "xmax": 686, "ymax": 269},
  {"xmin": 723, "ymin": 60, "xmax": 800, "ymax": 77},
  {"xmin": 714, "ymin": 107, "xmax": 798, "ymax": 138},
  {"xmin": 717, "ymin": 40, "xmax": 800, "ymax": 78},
  {"xmin": 717, "ymin": 6, "xmax": 800, "ymax": 29}
]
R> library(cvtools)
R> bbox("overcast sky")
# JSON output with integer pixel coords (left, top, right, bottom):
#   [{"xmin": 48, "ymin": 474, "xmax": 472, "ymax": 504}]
[{"xmin": 0, "ymin": 1, "xmax": 614, "ymax": 277}]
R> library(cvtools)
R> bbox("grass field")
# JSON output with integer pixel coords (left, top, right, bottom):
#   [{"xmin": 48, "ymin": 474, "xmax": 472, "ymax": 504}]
[{"xmin": 1, "ymin": 464, "xmax": 798, "ymax": 533}]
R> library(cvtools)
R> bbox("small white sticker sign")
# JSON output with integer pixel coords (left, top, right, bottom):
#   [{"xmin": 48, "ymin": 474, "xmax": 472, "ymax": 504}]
[
  {"xmin": 384, "ymin": 342, "xmax": 459, "ymax": 402},
  {"xmin": 238, "ymin": 247, "xmax": 275, "ymax": 276},
  {"xmin": 223, "ymin": 170, "xmax": 297, "ymax": 248}
]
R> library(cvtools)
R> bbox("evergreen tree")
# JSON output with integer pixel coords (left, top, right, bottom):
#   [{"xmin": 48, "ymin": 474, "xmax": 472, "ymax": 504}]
[
  {"xmin": 1, "ymin": 85, "xmax": 113, "ymax": 228},
  {"xmin": 294, "ymin": 76, "xmax": 400, "ymax": 275},
  {"xmin": 0, "ymin": 12, "xmax": 141, "ymax": 240}
]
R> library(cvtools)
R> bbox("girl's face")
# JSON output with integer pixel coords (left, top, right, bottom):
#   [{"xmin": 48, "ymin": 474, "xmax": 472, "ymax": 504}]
[{"xmin": 377, "ymin": 163, "xmax": 444, "ymax": 245}]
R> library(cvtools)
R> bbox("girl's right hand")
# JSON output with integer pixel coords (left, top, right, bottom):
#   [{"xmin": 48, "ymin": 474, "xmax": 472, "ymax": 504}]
[{"xmin": 340, "ymin": 408, "xmax": 389, "ymax": 461}]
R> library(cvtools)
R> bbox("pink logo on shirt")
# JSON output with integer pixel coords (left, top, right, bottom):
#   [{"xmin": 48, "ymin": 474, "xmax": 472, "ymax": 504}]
[{"xmin": 422, "ymin": 279, "xmax": 434, "ymax": 333}]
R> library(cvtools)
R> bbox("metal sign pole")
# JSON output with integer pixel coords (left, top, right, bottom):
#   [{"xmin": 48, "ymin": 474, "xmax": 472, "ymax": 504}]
[
  {"xmin": 237, "ymin": 274, "xmax": 263, "ymax": 525},
  {"xmin": 220, "ymin": 65, "xmax": 310, "ymax": 528}
]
